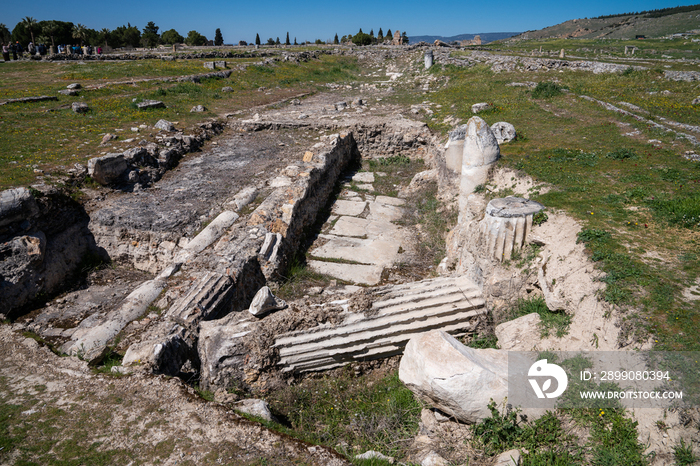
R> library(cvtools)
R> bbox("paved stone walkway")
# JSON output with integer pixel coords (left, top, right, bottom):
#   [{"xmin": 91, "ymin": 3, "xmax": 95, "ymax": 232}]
[{"xmin": 308, "ymin": 171, "xmax": 408, "ymax": 285}]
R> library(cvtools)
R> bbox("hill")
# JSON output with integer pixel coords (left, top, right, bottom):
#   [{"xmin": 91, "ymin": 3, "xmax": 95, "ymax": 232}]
[
  {"xmin": 408, "ymin": 32, "xmax": 520, "ymax": 45},
  {"xmin": 510, "ymin": 4, "xmax": 700, "ymax": 40}
]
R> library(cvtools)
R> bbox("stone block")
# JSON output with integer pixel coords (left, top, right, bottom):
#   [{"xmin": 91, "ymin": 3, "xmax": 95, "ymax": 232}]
[{"xmin": 87, "ymin": 153, "xmax": 127, "ymax": 185}]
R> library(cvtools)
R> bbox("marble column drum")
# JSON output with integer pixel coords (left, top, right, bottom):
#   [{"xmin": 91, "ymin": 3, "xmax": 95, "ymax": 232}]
[{"xmin": 480, "ymin": 197, "xmax": 544, "ymax": 261}]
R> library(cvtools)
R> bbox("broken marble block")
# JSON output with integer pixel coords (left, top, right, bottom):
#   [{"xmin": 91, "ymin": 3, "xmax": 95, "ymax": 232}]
[
  {"xmin": 87, "ymin": 153, "xmax": 127, "ymax": 185},
  {"xmin": 71, "ymin": 102, "xmax": 88, "ymax": 113},
  {"xmin": 399, "ymin": 330, "xmax": 534, "ymax": 423},
  {"xmin": 479, "ymin": 197, "xmax": 544, "ymax": 261},
  {"xmin": 154, "ymin": 119, "xmax": 175, "ymax": 131},
  {"xmin": 490, "ymin": 122, "xmax": 516, "ymax": 144},
  {"xmin": 248, "ymin": 286, "xmax": 287, "ymax": 317},
  {"xmin": 459, "ymin": 116, "xmax": 500, "ymax": 220},
  {"xmin": 445, "ymin": 124, "xmax": 467, "ymax": 173},
  {"xmin": 137, "ymin": 100, "xmax": 166, "ymax": 110}
]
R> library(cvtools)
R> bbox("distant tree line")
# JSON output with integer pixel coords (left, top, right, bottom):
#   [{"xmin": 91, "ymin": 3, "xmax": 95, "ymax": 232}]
[
  {"xmin": 592, "ymin": 3, "xmax": 700, "ymax": 20},
  {"xmin": 0, "ymin": 19, "xmax": 219, "ymax": 49},
  {"xmin": 339, "ymin": 28, "xmax": 408, "ymax": 46}
]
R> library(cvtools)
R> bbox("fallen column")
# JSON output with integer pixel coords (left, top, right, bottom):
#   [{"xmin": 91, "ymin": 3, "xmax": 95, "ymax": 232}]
[{"xmin": 274, "ymin": 276, "xmax": 487, "ymax": 373}]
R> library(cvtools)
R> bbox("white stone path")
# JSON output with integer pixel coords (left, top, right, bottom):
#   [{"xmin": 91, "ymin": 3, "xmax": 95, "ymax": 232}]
[{"xmin": 308, "ymin": 171, "xmax": 408, "ymax": 285}]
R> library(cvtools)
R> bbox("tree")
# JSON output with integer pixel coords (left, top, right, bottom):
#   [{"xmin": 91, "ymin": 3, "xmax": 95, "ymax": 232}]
[
  {"xmin": 352, "ymin": 29, "xmax": 372, "ymax": 46},
  {"xmin": 386, "ymin": 29, "xmax": 392, "ymax": 40},
  {"xmin": 275, "ymin": 37, "xmax": 280, "ymax": 45},
  {"xmin": 294, "ymin": 37, "xmax": 297, "ymax": 45},
  {"xmin": 369, "ymin": 29, "xmax": 374, "ymax": 37},
  {"xmin": 22, "ymin": 17, "xmax": 38, "ymax": 45},
  {"xmin": 334, "ymin": 33, "xmax": 339, "ymax": 44},
  {"xmin": 0, "ymin": 23, "xmax": 10, "ymax": 43},
  {"xmin": 161, "ymin": 28, "xmax": 184, "ymax": 45},
  {"xmin": 72, "ymin": 23, "xmax": 87, "ymax": 46},
  {"xmin": 255, "ymin": 33, "xmax": 260, "ymax": 45},
  {"xmin": 111, "ymin": 23, "xmax": 141, "ymax": 48},
  {"xmin": 142, "ymin": 21, "xmax": 160, "ymax": 48},
  {"xmin": 285, "ymin": 32, "xmax": 290, "ymax": 45},
  {"xmin": 214, "ymin": 28, "xmax": 223, "ymax": 46},
  {"xmin": 402, "ymin": 31, "xmax": 408, "ymax": 44},
  {"xmin": 377, "ymin": 28, "xmax": 383, "ymax": 42},
  {"xmin": 266, "ymin": 37, "xmax": 275, "ymax": 45},
  {"xmin": 185, "ymin": 30, "xmax": 207, "ymax": 46},
  {"xmin": 42, "ymin": 21, "xmax": 61, "ymax": 50}
]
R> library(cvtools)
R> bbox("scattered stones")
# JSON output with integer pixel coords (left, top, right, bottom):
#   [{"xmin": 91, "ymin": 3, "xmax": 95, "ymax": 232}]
[
  {"xmin": 71, "ymin": 102, "xmax": 88, "ymax": 113},
  {"xmin": 190, "ymin": 105, "xmax": 206, "ymax": 113},
  {"xmin": 67, "ymin": 83, "xmax": 81, "ymax": 90},
  {"xmin": 471, "ymin": 102, "xmax": 492, "ymax": 114},
  {"xmin": 351, "ymin": 98, "xmax": 364, "ymax": 107},
  {"xmin": 154, "ymin": 119, "xmax": 175, "ymax": 132},
  {"xmin": 203, "ymin": 61, "xmax": 215, "ymax": 70},
  {"xmin": 302, "ymin": 151, "xmax": 314, "ymax": 162},
  {"xmin": 290, "ymin": 99, "xmax": 301, "ymax": 105},
  {"xmin": 298, "ymin": 113, "xmax": 309, "ymax": 119},
  {"xmin": 137, "ymin": 100, "xmax": 166, "ymax": 110},
  {"xmin": 334, "ymin": 101, "xmax": 347, "ymax": 110},
  {"xmin": 221, "ymin": 86, "xmax": 233, "ymax": 92},
  {"xmin": 351, "ymin": 172, "xmax": 374, "ymax": 183},
  {"xmin": 87, "ymin": 153, "xmax": 127, "ymax": 185},
  {"xmin": 684, "ymin": 151, "xmax": 700, "ymax": 162},
  {"xmin": 232, "ymin": 399, "xmax": 274, "ymax": 422},
  {"xmin": 99, "ymin": 133, "xmax": 118, "ymax": 145},
  {"xmin": 693, "ymin": 96, "xmax": 700, "ymax": 105},
  {"xmin": 58, "ymin": 89, "xmax": 77, "ymax": 96},
  {"xmin": 248, "ymin": 286, "xmax": 287, "ymax": 317},
  {"xmin": 490, "ymin": 122, "xmax": 517, "ymax": 143}
]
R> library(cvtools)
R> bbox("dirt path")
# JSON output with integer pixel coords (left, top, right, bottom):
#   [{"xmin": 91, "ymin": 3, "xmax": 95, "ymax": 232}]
[{"xmin": 0, "ymin": 325, "xmax": 348, "ymax": 466}]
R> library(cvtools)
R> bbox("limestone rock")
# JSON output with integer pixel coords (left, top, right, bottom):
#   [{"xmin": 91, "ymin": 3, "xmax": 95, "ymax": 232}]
[
  {"xmin": 233, "ymin": 399, "xmax": 274, "ymax": 422},
  {"xmin": 0, "ymin": 187, "xmax": 39, "ymax": 228},
  {"xmin": 491, "ymin": 122, "xmax": 516, "ymax": 144},
  {"xmin": 222, "ymin": 86, "xmax": 233, "ymax": 92},
  {"xmin": 495, "ymin": 449, "xmax": 521, "ymax": 466},
  {"xmin": 471, "ymin": 102, "xmax": 492, "ymax": 114},
  {"xmin": 87, "ymin": 153, "xmax": 127, "ymax": 185},
  {"xmin": 399, "ymin": 330, "xmax": 528, "ymax": 423},
  {"xmin": 692, "ymin": 96, "xmax": 700, "ymax": 105},
  {"xmin": 495, "ymin": 313, "xmax": 542, "ymax": 350},
  {"xmin": 58, "ymin": 89, "xmax": 77, "ymax": 96},
  {"xmin": 459, "ymin": 117, "xmax": 500, "ymax": 213},
  {"xmin": 355, "ymin": 451, "xmax": 394, "ymax": 463},
  {"xmin": 137, "ymin": 100, "xmax": 166, "ymax": 110},
  {"xmin": 100, "ymin": 133, "xmax": 117, "ymax": 145},
  {"xmin": 248, "ymin": 286, "xmax": 287, "ymax": 317},
  {"xmin": 421, "ymin": 451, "xmax": 448, "ymax": 466},
  {"xmin": 335, "ymin": 101, "xmax": 347, "ymax": 110},
  {"xmin": 66, "ymin": 83, "xmax": 81, "ymax": 90},
  {"xmin": 445, "ymin": 124, "xmax": 467, "ymax": 173},
  {"xmin": 154, "ymin": 119, "xmax": 175, "ymax": 132},
  {"xmin": 190, "ymin": 105, "xmax": 206, "ymax": 113},
  {"xmin": 71, "ymin": 102, "xmax": 88, "ymax": 113}
]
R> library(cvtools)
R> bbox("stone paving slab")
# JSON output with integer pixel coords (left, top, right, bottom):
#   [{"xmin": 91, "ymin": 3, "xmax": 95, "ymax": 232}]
[
  {"xmin": 352, "ymin": 172, "xmax": 375, "ymax": 183},
  {"xmin": 329, "ymin": 216, "xmax": 400, "ymax": 238},
  {"xmin": 311, "ymin": 237, "xmax": 400, "ymax": 267},
  {"xmin": 331, "ymin": 200, "xmax": 367, "ymax": 217},
  {"xmin": 375, "ymin": 195, "xmax": 406, "ymax": 206},
  {"xmin": 367, "ymin": 202, "xmax": 404, "ymax": 222},
  {"xmin": 308, "ymin": 260, "xmax": 383, "ymax": 285}
]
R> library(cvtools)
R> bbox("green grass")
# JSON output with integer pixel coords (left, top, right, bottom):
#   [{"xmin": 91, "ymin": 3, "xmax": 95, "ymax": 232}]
[
  {"xmin": 264, "ymin": 370, "xmax": 422, "ymax": 460},
  {"xmin": 0, "ymin": 54, "xmax": 360, "ymax": 189},
  {"xmin": 508, "ymin": 297, "xmax": 573, "ymax": 338},
  {"xmin": 673, "ymin": 438, "xmax": 697, "ymax": 466},
  {"xmin": 532, "ymin": 82, "xmax": 563, "ymax": 99}
]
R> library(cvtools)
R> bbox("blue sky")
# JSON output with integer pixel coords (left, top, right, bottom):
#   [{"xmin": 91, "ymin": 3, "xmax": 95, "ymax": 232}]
[{"xmin": 4, "ymin": 0, "xmax": 699, "ymax": 43}]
